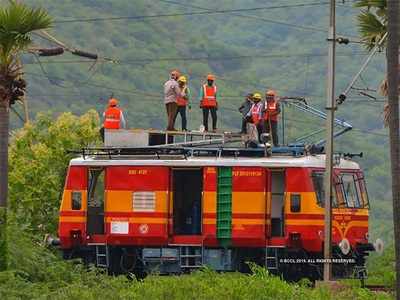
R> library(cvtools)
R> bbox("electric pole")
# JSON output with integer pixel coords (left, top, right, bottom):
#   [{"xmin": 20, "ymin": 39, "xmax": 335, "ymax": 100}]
[
  {"xmin": 323, "ymin": 0, "xmax": 336, "ymax": 282},
  {"xmin": 387, "ymin": 0, "xmax": 400, "ymax": 298}
]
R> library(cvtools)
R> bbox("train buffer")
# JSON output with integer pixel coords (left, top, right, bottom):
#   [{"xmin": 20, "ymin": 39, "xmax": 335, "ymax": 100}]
[{"xmin": 104, "ymin": 129, "xmax": 245, "ymax": 148}]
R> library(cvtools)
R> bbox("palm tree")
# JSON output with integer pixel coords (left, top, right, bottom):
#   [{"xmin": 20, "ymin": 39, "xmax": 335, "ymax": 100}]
[
  {"xmin": 356, "ymin": 1, "xmax": 400, "ymax": 298},
  {"xmin": 355, "ymin": 0, "xmax": 387, "ymax": 50},
  {"xmin": 0, "ymin": 1, "xmax": 51, "ymax": 270},
  {"xmin": 354, "ymin": 1, "xmax": 393, "ymax": 124}
]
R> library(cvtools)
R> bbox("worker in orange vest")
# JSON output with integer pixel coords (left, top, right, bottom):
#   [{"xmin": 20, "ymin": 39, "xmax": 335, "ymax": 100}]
[
  {"xmin": 199, "ymin": 74, "xmax": 218, "ymax": 132},
  {"xmin": 100, "ymin": 97, "xmax": 126, "ymax": 141},
  {"xmin": 175, "ymin": 75, "xmax": 191, "ymax": 131},
  {"xmin": 263, "ymin": 89, "xmax": 280, "ymax": 146},
  {"xmin": 246, "ymin": 92, "xmax": 263, "ymax": 142}
]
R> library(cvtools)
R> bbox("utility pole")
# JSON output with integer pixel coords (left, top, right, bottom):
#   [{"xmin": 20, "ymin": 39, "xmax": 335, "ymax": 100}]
[
  {"xmin": 387, "ymin": 1, "xmax": 400, "ymax": 298},
  {"xmin": 323, "ymin": 0, "xmax": 336, "ymax": 282}
]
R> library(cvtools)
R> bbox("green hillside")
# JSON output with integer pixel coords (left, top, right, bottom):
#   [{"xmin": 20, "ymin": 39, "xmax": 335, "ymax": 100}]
[{"xmin": 4, "ymin": 0, "xmax": 392, "ymax": 239}]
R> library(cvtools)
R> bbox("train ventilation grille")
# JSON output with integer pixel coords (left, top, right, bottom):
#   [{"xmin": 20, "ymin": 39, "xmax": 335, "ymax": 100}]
[{"xmin": 132, "ymin": 191, "xmax": 156, "ymax": 212}]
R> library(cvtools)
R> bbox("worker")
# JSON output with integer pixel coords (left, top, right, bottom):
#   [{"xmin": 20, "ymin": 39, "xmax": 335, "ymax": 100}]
[
  {"xmin": 247, "ymin": 92, "xmax": 263, "ymax": 142},
  {"xmin": 100, "ymin": 97, "xmax": 126, "ymax": 141},
  {"xmin": 175, "ymin": 75, "xmax": 191, "ymax": 131},
  {"xmin": 164, "ymin": 70, "xmax": 181, "ymax": 131},
  {"xmin": 263, "ymin": 89, "xmax": 281, "ymax": 146},
  {"xmin": 199, "ymin": 74, "xmax": 218, "ymax": 132},
  {"xmin": 238, "ymin": 93, "xmax": 253, "ymax": 134}
]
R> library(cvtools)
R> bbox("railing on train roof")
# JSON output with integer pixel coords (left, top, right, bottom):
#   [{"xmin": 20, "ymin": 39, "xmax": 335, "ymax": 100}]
[
  {"xmin": 68, "ymin": 143, "xmax": 325, "ymax": 160},
  {"xmin": 68, "ymin": 97, "xmax": 351, "ymax": 160}
]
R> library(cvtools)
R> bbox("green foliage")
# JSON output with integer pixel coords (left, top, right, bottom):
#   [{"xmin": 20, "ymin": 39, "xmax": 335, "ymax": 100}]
[
  {"xmin": 8, "ymin": 110, "xmax": 100, "ymax": 234},
  {"xmin": 0, "ymin": 1, "xmax": 51, "ymax": 66},
  {"xmin": 0, "ymin": 226, "xmax": 394, "ymax": 300},
  {"xmin": 354, "ymin": 0, "xmax": 387, "ymax": 50},
  {"xmin": 367, "ymin": 243, "xmax": 396, "ymax": 287}
]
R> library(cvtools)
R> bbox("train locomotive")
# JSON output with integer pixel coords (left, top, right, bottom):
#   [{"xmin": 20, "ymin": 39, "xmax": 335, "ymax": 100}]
[{"xmin": 56, "ymin": 129, "xmax": 376, "ymax": 280}]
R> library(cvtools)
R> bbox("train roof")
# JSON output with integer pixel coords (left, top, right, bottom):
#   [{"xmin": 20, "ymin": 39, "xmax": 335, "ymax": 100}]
[{"xmin": 69, "ymin": 154, "xmax": 361, "ymax": 170}]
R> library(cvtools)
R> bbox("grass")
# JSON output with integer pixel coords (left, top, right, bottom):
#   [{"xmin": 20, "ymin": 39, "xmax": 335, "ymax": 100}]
[{"xmin": 0, "ymin": 224, "xmax": 394, "ymax": 300}]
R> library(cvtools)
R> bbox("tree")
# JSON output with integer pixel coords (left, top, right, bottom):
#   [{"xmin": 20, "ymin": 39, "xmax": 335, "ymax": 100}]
[
  {"xmin": 355, "ymin": 0, "xmax": 387, "ymax": 50},
  {"xmin": 386, "ymin": 1, "xmax": 400, "ymax": 298},
  {"xmin": 8, "ymin": 110, "xmax": 101, "ymax": 234},
  {"xmin": 0, "ymin": 2, "xmax": 51, "ymax": 270},
  {"xmin": 356, "ymin": 0, "xmax": 400, "ymax": 298}
]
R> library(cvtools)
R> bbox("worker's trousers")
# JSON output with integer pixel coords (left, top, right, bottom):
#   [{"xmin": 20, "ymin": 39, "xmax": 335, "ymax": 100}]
[
  {"xmin": 165, "ymin": 102, "xmax": 178, "ymax": 131},
  {"xmin": 241, "ymin": 118, "xmax": 247, "ymax": 133},
  {"xmin": 202, "ymin": 107, "xmax": 217, "ymax": 131},
  {"xmin": 264, "ymin": 120, "xmax": 279, "ymax": 146},
  {"xmin": 174, "ymin": 106, "xmax": 187, "ymax": 131}
]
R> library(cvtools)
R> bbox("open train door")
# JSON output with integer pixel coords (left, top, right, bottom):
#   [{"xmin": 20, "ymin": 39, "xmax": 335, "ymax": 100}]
[
  {"xmin": 270, "ymin": 169, "xmax": 285, "ymax": 237},
  {"xmin": 87, "ymin": 167, "xmax": 105, "ymax": 236},
  {"xmin": 171, "ymin": 168, "xmax": 203, "ymax": 235}
]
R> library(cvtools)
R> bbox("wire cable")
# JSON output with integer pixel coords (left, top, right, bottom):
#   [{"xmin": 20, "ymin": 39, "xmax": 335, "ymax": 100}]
[{"xmin": 54, "ymin": 2, "xmax": 331, "ymax": 25}]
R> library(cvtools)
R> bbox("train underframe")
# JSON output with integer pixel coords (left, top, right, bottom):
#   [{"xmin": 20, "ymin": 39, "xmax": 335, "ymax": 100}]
[{"xmin": 62, "ymin": 243, "xmax": 374, "ymax": 281}]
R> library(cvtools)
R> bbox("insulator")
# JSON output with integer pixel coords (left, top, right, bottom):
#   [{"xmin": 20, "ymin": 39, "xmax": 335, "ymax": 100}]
[
  {"xmin": 38, "ymin": 47, "xmax": 65, "ymax": 56},
  {"xmin": 337, "ymin": 37, "xmax": 350, "ymax": 45},
  {"xmin": 72, "ymin": 50, "xmax": 98, "ymax": 60}
]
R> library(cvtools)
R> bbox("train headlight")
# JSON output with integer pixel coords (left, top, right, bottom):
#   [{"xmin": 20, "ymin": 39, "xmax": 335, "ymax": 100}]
[
  {"xmin": 374, "ymin": 238, "xmax": 384, "ymax": 255},
  {"xmin": 339, "ymin": 238, "xmax": 351, "ymax": 255}
]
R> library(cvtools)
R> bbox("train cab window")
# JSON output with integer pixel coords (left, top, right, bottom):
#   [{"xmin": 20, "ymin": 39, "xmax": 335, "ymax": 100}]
[
  {"xmin": 88, "ymin": 169, "xmax": 105, "ymax": 206},
  {"xmin": 311, "ymin": 172, "xmax": 338, "ymax": 208},
  {"xmin": 71, "ymin": 191, "xmax": 82, "ymax": 210},
  {"xmin": 338, "ymin": 173, "xmax": 362, "ymax": 208},
  {"xmin": 356, "ymin": 175, "xmax": 370, "ymax": 208},
  {"xmin": 290, "ymin": 194, "xmax": 301, "ymax": 212}
]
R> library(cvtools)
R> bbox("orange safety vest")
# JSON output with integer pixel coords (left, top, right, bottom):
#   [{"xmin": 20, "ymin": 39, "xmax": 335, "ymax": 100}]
[
  {"xmin": 201, "ymin": 84, "xmax": 217, "ymax": 107},
  {"xmin": 177, "ymin": 87, "xmax": 188, "ymax": 107},
  {"xmin": 264, "ymin": 100, "xmax": 279, "ymax": 122},
  {"xmin": 251, "ymin": 102, "xmax": 263, "ymax": 125},
  {"xmin": 104, "ymin": 106, "xmax": 122, "ymax": 129}
]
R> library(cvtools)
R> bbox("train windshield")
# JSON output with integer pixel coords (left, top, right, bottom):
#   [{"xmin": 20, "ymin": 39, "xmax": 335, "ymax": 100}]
[
  {"xmin": 338, "ymin": 173, "xmax": 362, "ymax": 208},
  {"xmin": 312, "ymin": 171, "xmax": 369, "ymax": 209},
  {"xmin": 311, "ymin": 172, "xmax": 338, "ymax": 208}
]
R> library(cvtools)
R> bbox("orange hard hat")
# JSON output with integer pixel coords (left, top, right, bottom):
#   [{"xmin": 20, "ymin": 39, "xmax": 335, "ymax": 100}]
[
  {"xmin": 109, "ymin": 98, "xmax": 118, "ymax": 106},
  {"xmin": 266, "ymin": 89, "xmax": 276, "ymax": 96},
  {"xmin": 207, "ymin": 74, "xmax": 215, "ymax": 81}
]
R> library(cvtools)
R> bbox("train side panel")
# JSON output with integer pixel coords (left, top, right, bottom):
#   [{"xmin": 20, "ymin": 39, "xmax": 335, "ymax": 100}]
[
  {"xmin": 105, "ymin": 166, "xmax": 169, "ymax": 245},
  {"xmin": 58, "ymin": 166, "xmax": 87, "ymax": 249},
  {"xmin": 231, "ymin": 167, "xmax": 266, "ymax": 246}
]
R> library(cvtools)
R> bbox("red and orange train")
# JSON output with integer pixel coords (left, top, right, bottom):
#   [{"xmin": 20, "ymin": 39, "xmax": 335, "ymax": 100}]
[{"xmin": 57, "ymin": 147, "xmax": 374, "ymax": 280}]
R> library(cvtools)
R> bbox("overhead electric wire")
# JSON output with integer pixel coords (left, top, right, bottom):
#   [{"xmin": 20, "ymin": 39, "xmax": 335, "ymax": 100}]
[
  {"xmin": 10, "ymin": 106, "xmax": 25, "ymax": 123},
  {"xmin": 54, "ymin": 2, "xmax": 330, "ymax": 25},
  {"xmin": 23, "ymin": 50, "xmax": 372, "ymax": 66},
  {"xmin": 352, "ymin": 128, "xmax": 388, "ymax": 137},
  {"xmin": 26, "ymin": 71, "xmax": 250, "ymax": 100},
  {"xmin": 157, "ymin": 0, "xmax": 331, "ymax": 33},
  {"xmin": 156, "ymin": 0, "xmax": 362, "ymax": 38}
]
